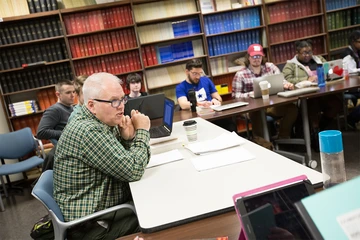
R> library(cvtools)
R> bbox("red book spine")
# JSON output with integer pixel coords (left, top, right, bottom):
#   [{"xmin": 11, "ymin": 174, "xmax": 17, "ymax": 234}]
[
  {"xmin": 83, "ymin": 13, "xmax": 91, "ymax": 33},
  {"xmin": 145, "ymin": 46, "xmax": 154, "ymax": 66},
  {"xmin": 118, "ymin": 31, "xmax": 126, "ymax": 50},
  {"xmin": 68, "ymin": 38, "xmax": 77, "ymax": 58},
  {"xmin": 119, "ymin": 7, "xmax": 125, "ymax": 26},
  {"xmin": 99, "ymin": 34, "xmax": 105, "ymax": 54},
  {"xmin": 128, "ymin": 52, "xmax": 135, "ymax": 71},
  {"xmin": 95, "ymin": 58, "xmax": 102, "ymax": 73},
  {"xmin": 70, "ymin": 15, "xmax": 77, "ymax": 34},
  {"xmin": 112, "ymin": 8, "xmax": 118, "ymax": 27},
  {"xmin": 98, "ymin": 10, "xmax": 104, "ymax": 30},
  {"xmin": 36, "ymin": 90, "xmax": 45, "ymax": 111},
  {"xmin": 141, "ymin": 47, "xmax": 148, "ymax": 66},
  {"xmin": 150, "ymin": 45, "xmax": 158, "ymax": 65},
  {"xmin": 100, "ymin": 57, "xmax": 107, "ymax": 72},
  {"xmin": 103, "ymin": 34, "xmax": 110, "ymax": 53},
  {"xmin": 86, "ymin": 36, "xmax": 94, "ymax": 56},
  {"xmin": 63, "ymin": 16, "xmax": 72, "ymax": 34},
  {"xmin": 47, "ymin": 88, "xmax": 57, "ymax": 105},
  {"xmin": 102, "ymin": 10, "xmax": 108, "ymax": 29},
  {"xmin": 42, "ymin": 90, "xmax": 51, "ymax": 109},
  {"xmin": 110, "ymin": 32, "xmax": 119, "ymax": 51},
  {"xmin": 123, "ymin": 29, "xmax": 130, "ymax": 49}
]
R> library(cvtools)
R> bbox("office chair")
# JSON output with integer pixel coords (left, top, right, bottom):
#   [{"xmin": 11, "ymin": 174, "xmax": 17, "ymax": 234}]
[
  {"xmin": 0, "ymin": 127, "xmax": 45, "ymax": 212},
  {"xmin": 32, "ymin": 170, "xmax": 137, "ymax": 240}
]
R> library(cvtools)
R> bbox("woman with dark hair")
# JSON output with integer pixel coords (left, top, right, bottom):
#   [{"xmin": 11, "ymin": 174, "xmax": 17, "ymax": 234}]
[
  {"xmin": 282, "ymin": 40, "xmax": 326, "ymax": 84},
  {"xmin": 125, "ymin": 73, "xmax": 148, "ymax": 99}
]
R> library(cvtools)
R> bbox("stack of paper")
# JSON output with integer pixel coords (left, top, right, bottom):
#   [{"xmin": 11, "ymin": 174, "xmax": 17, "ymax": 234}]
[{"xmin": 146, "ymin": 149, "xmax": 183, "ymax": 169}]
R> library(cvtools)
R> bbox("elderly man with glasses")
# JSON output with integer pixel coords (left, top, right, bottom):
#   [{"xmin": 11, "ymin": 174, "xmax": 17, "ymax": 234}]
[
  {"xmin": 53, "ymin": 72, "xmax": 151, "ymax": 239},
  {"xmin": 232, "ymin": 44, "xmax": 297, "ymax": 139}
]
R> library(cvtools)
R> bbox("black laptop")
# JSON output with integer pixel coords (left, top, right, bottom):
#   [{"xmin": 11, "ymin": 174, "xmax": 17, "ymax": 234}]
[
  {"xmin": 124, "ymin": 93, "xmax": 165, "ymax": 120},
  {"xmin": 149, "ymin": 98, "xmax": 174, "ymax": 138}
]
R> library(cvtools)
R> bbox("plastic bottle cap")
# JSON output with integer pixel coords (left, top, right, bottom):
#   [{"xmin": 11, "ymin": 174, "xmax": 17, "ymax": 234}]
[{"xmin": 318, "ymin": 130, "xmax": 343, "ymax": 153}]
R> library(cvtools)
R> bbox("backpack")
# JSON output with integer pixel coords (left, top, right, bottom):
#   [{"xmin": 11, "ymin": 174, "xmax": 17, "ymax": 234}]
[{"xmin": 30, "ymin": 214, "xmax": 54, "ymax": 240}]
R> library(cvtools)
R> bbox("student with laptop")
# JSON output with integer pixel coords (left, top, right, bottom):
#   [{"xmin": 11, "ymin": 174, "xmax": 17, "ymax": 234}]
[
  {"xmin": 232, "ymin": 44, "xmax": 297, "ymax": 139},
  {"xmin": 176, "ymin": 59, "xmax": 237, "ymax": 132},
  {"xmin": 282, "ymin": 40, "xmax": 342, "ymax": 150}
]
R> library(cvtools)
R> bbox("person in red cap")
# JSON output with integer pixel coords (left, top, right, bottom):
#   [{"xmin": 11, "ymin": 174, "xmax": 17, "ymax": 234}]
[{"xmin": 232, "ymin": 43, "xmax": 297, "ymax": 139}]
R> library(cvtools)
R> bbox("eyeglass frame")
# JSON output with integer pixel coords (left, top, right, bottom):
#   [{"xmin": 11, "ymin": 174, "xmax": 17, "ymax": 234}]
[
  {"xmin": 189, "ymin": 71, "xmax": 204, "ymax": 77},
  {"xmin": 93, "ymin": 96, "xmax": 128, "ymax": 108},
  {"xmin": 250, "ymin": 55, "xmax": 263, "ymax": 59},
  {"xmin": 299, "ymin": 51, "xmax": 313, "ymax": 57}
]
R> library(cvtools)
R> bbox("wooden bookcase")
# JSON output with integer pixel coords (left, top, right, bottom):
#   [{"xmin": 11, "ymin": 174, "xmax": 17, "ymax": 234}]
[{"xmin": 1, "ymin": 0, "xmax": 359, "ymax": 133}]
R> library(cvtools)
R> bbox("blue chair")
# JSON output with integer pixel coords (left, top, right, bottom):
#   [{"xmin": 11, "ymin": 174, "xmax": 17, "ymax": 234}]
[
  {"xmin": 32, "ymin": 170, "xmax": 137, "ymax": 240},
  {"xmin": 0, "ymin": 127, "xmax": 45, "ymax": 212}
]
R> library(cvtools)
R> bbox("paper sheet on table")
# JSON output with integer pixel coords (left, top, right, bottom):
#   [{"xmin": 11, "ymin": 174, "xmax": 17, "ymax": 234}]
[
  {"xmin": 191, "ymin": 147, "xmax": 255, "ymax": 171},
  {"xmin": 150, "ymin": 136, "xmax": 178, "ymax": 145},
  {"xmin": 146, "ymin": 149, "xmax": 183, "ymax": 168},
  {"xmin": 185, "ymin": 131, "xmax": 246, "ymax": 155}
]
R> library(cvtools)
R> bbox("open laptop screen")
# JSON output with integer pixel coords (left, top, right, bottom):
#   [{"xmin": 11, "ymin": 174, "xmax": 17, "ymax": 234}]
[{"xmin": 163, "ymin": 98, "xmax": 174, "ymax": 131}]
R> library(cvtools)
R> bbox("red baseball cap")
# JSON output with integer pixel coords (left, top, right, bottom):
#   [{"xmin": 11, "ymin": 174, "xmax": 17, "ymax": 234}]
[{"xmin": 247, "ymin": 44, "xmax": 264, "ymax": 57}]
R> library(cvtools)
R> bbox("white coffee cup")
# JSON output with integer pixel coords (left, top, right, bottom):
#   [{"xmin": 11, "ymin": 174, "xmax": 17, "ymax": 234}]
[{"xmin": 259, "ymin": 81, "xmax": 271, "ymax": 100}]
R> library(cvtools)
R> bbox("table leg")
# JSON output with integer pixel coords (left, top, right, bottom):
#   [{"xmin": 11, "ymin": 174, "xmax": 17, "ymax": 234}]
[
  {"xmin": 260, "ymin": 109, "xmax": 270, "ymax": 141},
  {"xmin": 300, "ymin": 99, "xmax": 317, "ymax": 168}
]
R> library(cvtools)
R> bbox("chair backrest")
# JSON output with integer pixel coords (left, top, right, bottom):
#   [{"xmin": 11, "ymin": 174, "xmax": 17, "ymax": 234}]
[
  {"xmin": 32, "ymin": 170, "xmax": 65, "ymax": 222},
  {"xmin": 0, "ymin": 127, "xmax": 37, "ymax": 159}
]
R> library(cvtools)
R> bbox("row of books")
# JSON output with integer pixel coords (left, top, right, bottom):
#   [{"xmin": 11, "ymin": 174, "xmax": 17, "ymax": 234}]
[
  {"xmin": 27, "ymin": 0, "xmax": 58, "ymax": 13},
  {"xmin": 0, "ymin": 63, "xmax": 72, "ymax": 94},
  {"xmin": 36, "ymin": 88, "xmax": 58, "ymax": 111},
  {"xmin": 0, "ymin": 17, "xmax": 63, "ymax": 45},
  {"xmin": 132, "ymin": 0, "xmax": 197, "ymax": 22},
  {"xmin": 327, "ymin": 8, "xmax": 360, "ymax": 30},
  {"xmin": 199, "ymin": 0, "xmax": 261, "ymax": 14},
  {"xmin": 330, "ymin": 28, "xmax": 360, "ymax": 49},
  {"xmin": 73, "ymin": 51, "xmax": 141, "ymax": 76},
  {"xmin": 156, "ymin": 39, "xmax": 204, "ymax": 64},
  {"xmin": 270, "ymin": 37, "xmax": 324, "ymax": 64},
  {"xmin": 141, "ymin": 46, "xmax": 158, "ymax": 67},
  {"xmin": 8, "ymin": 100, "xmax": 39, "ymax": 117},
  {"xmin": 267, "ymin": 0, "xmax": 319, "ymax": 24},
  {"xmin": 207, "ymin": 30, "xmax": 260, "ymax": 56},
  {"xmin": 325, "ymin": 0, "xmax": 359, "ymax": 11},
  {"xmin": 203, "ymin": 8, "xmax": 260, "ymax": 35},
  {"xmin": 68, "ymin": 29, "xmax": 137, "ymax": 59},
  {"xmin": 12, "ymin": 114, "xmax": 42, "ymax": 136},
  {"xmin": 0, "ymin": 0, "xmax": 30, "ymax": 18},
  {"xmin": 172, "ymin": 18, "xmax": 201, "ymax": 38},
  {"xmin": 145, "ymin": 63, "xmax": 187, "ymax": 89},
  {"xmin": 63, "ymin": 6, "xmax": 133, "ymax": 35},
  {"xmin": 268, "ymin": 18, "xmax": 321, "ymax": 44},
  {"xmin": 0, "ymin": 40, "xmax": 68, "ymax": 71}
]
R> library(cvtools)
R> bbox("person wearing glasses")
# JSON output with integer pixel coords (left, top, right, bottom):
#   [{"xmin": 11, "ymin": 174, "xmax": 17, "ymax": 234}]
[
  {"xmin": 54, "ymin": 72, "xmax": 150, "ymax": 239},
  {"xmin": 176, "ymin": 59, "xmax": 222, "ymax": 109},
  {"xmin": 282, "ymin": 40, "xmax": 342, "ymax": 151},
  {"xmin": 232, "ymin": 44, "xmax": 297, "ymax": 139}
]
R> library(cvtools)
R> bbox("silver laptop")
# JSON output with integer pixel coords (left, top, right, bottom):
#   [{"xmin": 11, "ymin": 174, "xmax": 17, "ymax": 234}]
[
  {"xmin": 323, "ymin": 59, "xmax": 343, "ymax": 81},
  {"xmin": 251, "ymin": 73, "xmax": 284, "ymax": 98}
]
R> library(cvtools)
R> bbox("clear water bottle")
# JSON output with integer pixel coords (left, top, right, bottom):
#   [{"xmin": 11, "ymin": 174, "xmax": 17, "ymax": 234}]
[
  {"xmin": 317, "ymin": 64, "xmax": 325, "ymax": 87},
  {"xmin": 319, "ymin": 130, "xmax": 346, "ymax": 189}
]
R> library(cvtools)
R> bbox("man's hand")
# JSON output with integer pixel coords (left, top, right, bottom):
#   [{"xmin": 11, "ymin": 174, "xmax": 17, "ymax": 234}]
[
  {"xmin": 197, "ymin": 101, "xmax": 211, "ymax": 108},
  {"xmin": 131, "ymin": 109, "xmax": 150, "ymax": 131},
  {"xmin": 211, "ymin": 98, "xmax": 221, "ymax": 105},
  {"xmin": 119, "ymin": 115, "xmax": 135, "ymax": 140},
  {"xmin": 284, "ymin": 82, "xmax": 294, "ymax": 90},
  {"xmin": 308, "ymin": 75, "xmax": 318, "ymax": 82}
]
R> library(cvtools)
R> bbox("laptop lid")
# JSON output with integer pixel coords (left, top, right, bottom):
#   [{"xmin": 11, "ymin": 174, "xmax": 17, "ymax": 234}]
[
  {"xmin": 323, "ymin": 59, "xmax": 343, "ymax": 81},
  {"xmin": 233, "ymin": 175, "xmax": 314, "ymax": 240},
  {"xmin": 252, "ymin": 73, "xmax": 285, "ymax": 98},
  {"xmin": 125, "ymin": 93, "xmax": 165, "ymax": 119},
  {"xmin": 162, "ymin": 98, "xmax": 175, "ymax": 133}
]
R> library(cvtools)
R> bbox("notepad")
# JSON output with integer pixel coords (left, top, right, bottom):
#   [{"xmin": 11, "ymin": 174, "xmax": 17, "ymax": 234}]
[
  {"xmin": 191, "ymin": 147, "xmax": 255, "ymax": 171},
  {"xmin": 184, "ymin": 131, "xmax": 246, "ymax": 155},
  {"xmin": 146, "ymin": 149, "xmax": 183, "ymax": 169}
]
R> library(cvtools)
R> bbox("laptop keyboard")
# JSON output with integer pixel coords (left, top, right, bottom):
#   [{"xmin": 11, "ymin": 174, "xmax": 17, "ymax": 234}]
[
  {"xmin": 149, "ymin": 126, "xmax": 170, "ymax": 138},
  {"xmin": 277, "ymin": 87, "xmax": 320, "ymax": 98}
]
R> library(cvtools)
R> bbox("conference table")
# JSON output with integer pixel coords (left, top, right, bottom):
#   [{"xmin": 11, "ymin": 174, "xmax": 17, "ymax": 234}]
[{"xmin": 119, "ymin": 117, "xmax": 324, "ymax": 240}]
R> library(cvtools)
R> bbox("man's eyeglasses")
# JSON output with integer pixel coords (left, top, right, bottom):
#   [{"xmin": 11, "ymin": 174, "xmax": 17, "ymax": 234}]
[
  {"xmin": 189, "ymin": 71, "xmax": 204, "ymax": 77},
  {"xmin": 93, "ymin": 96, "xmax": 128, "ymax": 108},
  {"xmin": 300, "ymin": 51, "xmax": 313, "ymax": 56},
  {"xmin": 250, "ymin": 55, "xmax": 262, "ymax": 59}
]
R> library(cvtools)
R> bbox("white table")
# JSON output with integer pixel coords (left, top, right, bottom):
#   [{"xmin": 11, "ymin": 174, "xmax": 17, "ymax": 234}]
[{"xmin": 130, "ymin": 118, "xmax": 323, "ymax": 233}]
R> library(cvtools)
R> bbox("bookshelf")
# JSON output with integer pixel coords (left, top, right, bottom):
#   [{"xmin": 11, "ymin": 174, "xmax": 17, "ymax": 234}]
[
  {"xmin": 1, "ymin": 0, "xmax": 359, "ymax": 133},
  {"xmin": 0, "ymin": 11, "xmax": 72, "ymax": 134}
]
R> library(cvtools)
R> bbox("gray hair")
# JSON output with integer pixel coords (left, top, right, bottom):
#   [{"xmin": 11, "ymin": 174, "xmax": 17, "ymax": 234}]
[{"xmin": 83, "ymin": 72, "xmax": 122, "ymax": 104}]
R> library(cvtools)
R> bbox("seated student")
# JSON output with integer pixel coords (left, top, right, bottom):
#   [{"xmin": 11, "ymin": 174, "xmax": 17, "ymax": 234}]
[
  {"xmin": 341, "ymin": 30, "xmax": 360, "ymax": 108},
  {"xmin": 282, "ymin": 40, "xmax": 342, "ymax": 149},
  {"xmin": 37, "ymin": 79, "xmax": 75, "ymax": 144},
  {"xmin": 176, "ymin": 59, "xmax": 236, "ymax": 132},
  {"xmin": 232, "ymin": 44, "xmax": 297, "ymax": 139},
  {"xmin": 68, "ymin": 75, "xmax": 88, "ymax": 123},
  {"xmin": 125, "ymin": 73, "xmax": 148, "ymax": 99},
  {"xmin": 54, "ymin": 72, "xmax": 151, "ymax": 239}
]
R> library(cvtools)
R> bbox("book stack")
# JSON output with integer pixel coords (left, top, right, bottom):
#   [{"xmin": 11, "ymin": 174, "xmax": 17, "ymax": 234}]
[
  {"xmin": 27, "ymin": 0, "xmax": 58, "ymax": 13},
  {"xmin": 68, "ymin": 29, "xmax": 137, "ymax": 59},
  {"xmin": 327, "ymin": 8, "xmax": 360, "ymax": 30},
  {"xmin": 203, "ymin": 8, "xmax": 260, "ymax": 35},
  {"xmin": 62, "ymin": 5, "xmax": 133, "ymax": 35},
  {"xmin": 141, "ymin": 46, "xmax": 158, "ymax": 67},
  {"xmin": 172, "ymin": 18, "xmax": 201, "ymax": 38},
  {"xmin": 36, "ymin": 88, "xmax": 58, "ymax": 111},
  {"xmin": 325, "ymin": 0, "xmax": 358, "ymax": 11},
  {"xmin": 330, "ymin": 28, "xmax": 360, "ymax": 49},
  {"xmin": 9, "ymin": 100, "xmax": 39, "ymax": 117}
]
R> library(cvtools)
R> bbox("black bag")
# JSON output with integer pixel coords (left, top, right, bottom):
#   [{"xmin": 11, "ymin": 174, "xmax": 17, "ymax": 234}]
[{"xmin": 30, "ymin": 214, "xmax": 54, "ymax": 240}]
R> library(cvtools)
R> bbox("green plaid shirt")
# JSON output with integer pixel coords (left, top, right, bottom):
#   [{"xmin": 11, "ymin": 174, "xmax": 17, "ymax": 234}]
[{"xmin": 54, "ymin": 105, "xmax": 150, "ymax": 221}]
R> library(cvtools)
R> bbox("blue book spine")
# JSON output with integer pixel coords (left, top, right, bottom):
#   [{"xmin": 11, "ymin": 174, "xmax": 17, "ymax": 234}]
[
  {"xmin": 187, "ymin": 41, "xmax": 194, "ymax": 58},
  {"xmin": 158, "ymin": 45, "xmax": 173, "ymax": 63},
  {"xmin": 213, "ymin": 37, "xmax": 220, "ymax": 55},
  {"xmin": 208, "ymin": 38, "xmax": 214, "ymax": 56},
  {"xmin": 229, "ymin": 34, "xmax": 237, "ymax": 52},
  {"xmin": 204, "ymin": 17, "xmax": 210, "ymax": 35},
  {"xmin": 239, "ymin": 11, "xmax": 245, "ymax": 29}
]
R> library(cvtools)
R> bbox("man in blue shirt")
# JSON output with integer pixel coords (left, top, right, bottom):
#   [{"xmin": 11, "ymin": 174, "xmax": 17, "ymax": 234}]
[{"xmin": 176, "ymin": 59, "xmax": 222, "ymax": 109}]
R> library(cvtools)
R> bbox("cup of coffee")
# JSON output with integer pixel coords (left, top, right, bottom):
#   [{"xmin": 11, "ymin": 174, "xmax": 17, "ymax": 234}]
[
  {"xmin": 183, "ymin": 120, "xmax": 197, "ymax": 142},
  {"xmin": 259, "ymin": 81, "xmax": 271, "ymax": 100}
]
